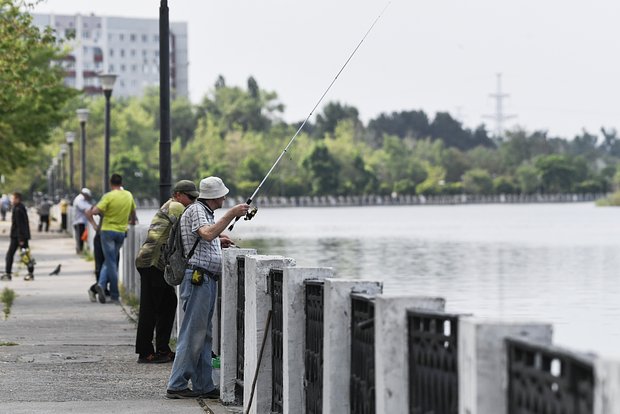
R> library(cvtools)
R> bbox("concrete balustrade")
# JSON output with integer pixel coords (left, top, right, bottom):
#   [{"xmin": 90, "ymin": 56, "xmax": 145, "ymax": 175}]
[
  {"xmin": 243, "ymin": 255, "xmax": 296, "ymax": 414},
  {"xmin": 374, "ymin": 295, "xmax": 446, "ymax": 414},
  {"xmin": 322, "ymin": 279, "xmax": 382, "ymax": 413},
  {"xmin": 113, "ymin": 225, "xmax": 619, "ymax": 413},
  {"xmin": 281, "ymin": 267, "xmax": 334, "ymax": 413},
  {"xmin": 458, "ymin": 318, "xmax": 553, "ymax": 414}
]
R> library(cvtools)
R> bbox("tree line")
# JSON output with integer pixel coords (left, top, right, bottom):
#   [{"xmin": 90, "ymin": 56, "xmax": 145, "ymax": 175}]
[{"xmin": 3, "ymin": 1, "xmax": 620, "ymax": 202}]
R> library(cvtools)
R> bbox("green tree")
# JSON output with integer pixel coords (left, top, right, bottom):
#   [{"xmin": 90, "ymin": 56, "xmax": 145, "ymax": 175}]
[
  {"xmin": 302, "ymin": 143, "xmax": 340, "ymax": 195},
  {"xmin": 313, "ymin": 102, "xmax": 361, "ymax": 139},
  {"xmin": 0, "ymin": 0, "xmax": 76, "ymax": 173},
  {"xmin": 515, "ymin": 163, "xmax": 541, "ymax": 194},
  {"xmin": 535, "ymin": 154, "xmax": 583, "ymax": 193},
  {"xmin": 462, "ymin": 168, "xmax": 493, "ymax": 195}
]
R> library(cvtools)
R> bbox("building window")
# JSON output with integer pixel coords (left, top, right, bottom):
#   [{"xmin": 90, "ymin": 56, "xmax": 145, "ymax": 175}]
[
  {"xmin": 109, "ymin": 49, "xmax": 114, "ymax": 57},
  {"xmin": 83, "ymin": 30, "xmax": 89, "ymax": 39},
  {"xmin": 142, "ymin": 49, "xmax": 147, "ymax": 57},
  {"xmin": 120, "ymin": 49, "xmax": 125, "ymax": 57},
  {"xmin": 119, "ymin": 33, "xmax": 125, "ymax": 41},
  {"xmin": 120, "ymin": 79, "xmax": 125, "ymax": 88},
  {"xmin": 153, "ymin": 34, "xmax": 159, "ymax": 42},
  {"xmin": 130, "ymin": 49, "xmax": 136, "ymax": 57},
  {"xmin": 130, "ymin": 33, "xmax": 136, "ymax": 42},
  {"xmin": 109, "ymin": 64, "xmax": 114, "ymax": 72},
  {"xmin": 131, "ymin": 64, "xmax": 137, "ymax": 72},
  {"xmin": 142, "ymin": 34, "xmax": 148, "ymax": 42},
  {"xmin": 120, "ymin": 64, "xmax": 126, "ymax": 72}
]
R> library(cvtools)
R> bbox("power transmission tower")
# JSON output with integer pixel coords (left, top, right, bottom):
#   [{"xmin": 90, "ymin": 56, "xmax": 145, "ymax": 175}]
[{"xmin": 483, "ymin": 73, "xmax": 516, "ymax": 140}]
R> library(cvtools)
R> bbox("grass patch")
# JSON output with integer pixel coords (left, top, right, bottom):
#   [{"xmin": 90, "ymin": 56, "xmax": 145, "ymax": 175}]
[
  {"xmin": 0, "ymin": 341, "xmax": 18, "ymax": 346},
  {"xmin": 1, "ymin": 287, "xmax": 16, "ymax": 320},
  {"xmin": 119, "ymin": 283, "xmax": 140, "ymax": 325}
]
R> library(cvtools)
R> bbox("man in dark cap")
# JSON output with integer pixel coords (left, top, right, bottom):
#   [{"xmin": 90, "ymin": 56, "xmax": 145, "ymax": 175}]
[
  {"xmin": 2, "ymin": 192, "xmax": 34, "ymax": 281},
  {"xmin": 134, "ymin": 180, "xmax": 199, "ymax": 363}
]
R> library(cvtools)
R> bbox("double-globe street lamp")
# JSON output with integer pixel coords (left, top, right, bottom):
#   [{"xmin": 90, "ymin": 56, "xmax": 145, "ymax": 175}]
[
  {"xmin": 65, "ymin": 132, "xmax": 75, "ymax": 195},
  {"xmin": 98, "ymin": 73, "xmax": 117, "ymax": 193},
  {"xmin": 76, "ymin": 108, "xmax": 89, "ymax": 190}
]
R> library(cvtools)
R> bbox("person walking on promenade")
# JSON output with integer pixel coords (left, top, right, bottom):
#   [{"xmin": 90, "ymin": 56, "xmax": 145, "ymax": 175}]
[
  {"xmin": 72, "ymin": 188, "xmax": 93, "ymax": 254},
  {"xmin": 0, "ymin": 194, "xmax": 10, "ymax": 221},
  {"xmin": 86, "ymin": 174, "xmax": 136, "ymax": 304},
  {"xmin": 135, "ymin": 180, "xmax": 199, "ymax": 364},
  {"xmin": 59, "ymin": 197, "xmax": 69, "ymax": 232},
  {"xmin": 1, "ymin": 192, "xmax": 34, "ymax": 281},
  {"xmin": 166, "ymin": 176, "xmax": 249, "ymax": 399},
  {"xmin": 37, "ymin": 195, "xmax": 52, "ymax": 232}
]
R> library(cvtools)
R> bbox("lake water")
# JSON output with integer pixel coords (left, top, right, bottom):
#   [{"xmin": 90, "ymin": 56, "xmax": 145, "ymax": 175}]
[{"xmin": 138, "ymin": 203, "xmax": 620, "ymax": 359}]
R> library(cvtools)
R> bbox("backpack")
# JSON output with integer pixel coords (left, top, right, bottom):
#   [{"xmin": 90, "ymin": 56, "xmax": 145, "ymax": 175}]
[{"xmin": 162, "ymin": 210, "xmax": 200, "ymax": 286}]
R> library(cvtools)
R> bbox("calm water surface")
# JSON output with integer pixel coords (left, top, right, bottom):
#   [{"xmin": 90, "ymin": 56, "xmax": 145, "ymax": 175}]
[{"xmin": 139, "ymin": 203, "xmax": 620, "ymax": 359}]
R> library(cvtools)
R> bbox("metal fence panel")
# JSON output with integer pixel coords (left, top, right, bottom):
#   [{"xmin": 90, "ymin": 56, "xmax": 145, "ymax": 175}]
[
  {"xmin": 350, "ymin": 293, "xmax": 376, "ymax": 414},
  {"xmin": 235, "ymin": 256, "xmax": 245, "ymax": 403},
  {"xmin": 408, "ymin": 309, "xmax": 460, "ymax": 414},
  {"xmin": 507, "ymin": 338, "xmax": 594, "ymax": 414},
  {"xmin": 305, "ymin": 280, "xmax": 325, "ymax": 414},
  {"xmin": 271, "ymin": 269, "xmax": 284, "ymax": 413}
]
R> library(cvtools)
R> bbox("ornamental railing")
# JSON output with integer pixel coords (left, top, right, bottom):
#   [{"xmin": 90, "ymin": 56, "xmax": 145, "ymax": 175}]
[
  {"xmin": 235, "ymin": 256, "xmax": 246, "ymax": 403},
  {"xmin": 350, "ymin": 293, "xmax": 376, "ymax": 414},
  {"xmin": 270, "ymin": 269, "xmax": 284, "ymax": 413},
  {"xmin": 408, "ymin": 309, "xmax": 461, "ymax": 414},
  {"xmin": 506, "ymin": 338, "xmax": 595, "ymax": 414},
  {"xmin": 304, "ymin": 280, "xmax": 325, "ymax": 414}
]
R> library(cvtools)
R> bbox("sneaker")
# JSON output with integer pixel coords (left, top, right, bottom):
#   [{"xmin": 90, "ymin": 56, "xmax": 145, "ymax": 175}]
[
  {"xmin": 94, "ymin": 284, "xmax": 106, "ymax": 304},
  {"xmin": 88, "ymin": 289, "xmax": 97, "ymax": 303},
  {"xmin": 24, "ymin": 273, "xmax": 34, "ymax": 281},
  {"xmin": 165, "ymin": 388, "xmax": 200, "ymax": 399},
  {"xmin": 0, "ymin": 273, "xmax": 12, "ymax": 281},
  {"xmin": 138, "ymin": 353, "xmax": 169, "ymax": 364},
  {"xmin": 199, "ymin": 387, "xmax": 220, "ymax": 399}
]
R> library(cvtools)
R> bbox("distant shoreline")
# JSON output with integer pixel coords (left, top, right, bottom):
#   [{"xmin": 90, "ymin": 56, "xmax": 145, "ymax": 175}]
[{"xmin": 134, "ymin": 193, "xmax": 607, "ymax": 209}]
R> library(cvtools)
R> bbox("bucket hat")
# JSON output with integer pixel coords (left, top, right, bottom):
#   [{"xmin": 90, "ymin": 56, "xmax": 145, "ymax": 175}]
[{"xmin": 199, "ymin": 176, "xmax": 229, "ymax": 199}]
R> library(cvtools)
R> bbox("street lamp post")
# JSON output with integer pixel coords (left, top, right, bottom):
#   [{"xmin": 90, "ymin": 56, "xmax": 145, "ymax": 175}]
[
  {"xmin": 99, "ymin": 73, "xmax": 117, "ymax": 193},
  {"xmin": 76, "ymin": 108, "xmax": 89, "ymax": 190},
  {"xmin": 65, "ymin": 132, "xmax": 75, "ymax": 194},
  {"xmin": 59, "ymin": 144, "xmax": 68, "ymax": 196}
]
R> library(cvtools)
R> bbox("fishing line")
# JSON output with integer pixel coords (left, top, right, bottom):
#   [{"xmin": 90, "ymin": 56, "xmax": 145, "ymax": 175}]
[{"xmin": 229, "ymin": 1, "xmax": 392, "ymax": 231}]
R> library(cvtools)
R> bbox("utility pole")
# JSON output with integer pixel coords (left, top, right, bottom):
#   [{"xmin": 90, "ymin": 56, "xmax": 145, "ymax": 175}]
[
  {"xmin": 159, "ymin": 0, "xmax": 172, "ymax": 205},
  {"xmin": 483, "ymin": 73, "xmax": 516, "ymax": 140}
]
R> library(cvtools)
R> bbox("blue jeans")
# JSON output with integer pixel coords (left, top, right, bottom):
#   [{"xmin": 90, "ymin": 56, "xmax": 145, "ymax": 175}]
[
  {"xmin": 98, "ymin": 230, "xmax": 125, "ymax": 301},
  {"xmin": 167, "ymin": 268, "xmax": 217, "ymax": 393}
]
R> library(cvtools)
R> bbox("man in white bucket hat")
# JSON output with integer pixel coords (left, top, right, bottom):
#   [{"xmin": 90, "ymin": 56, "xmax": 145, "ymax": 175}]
[{"xmin": 166, "ymin": 176, "xmax": 249, "ymax": 399}]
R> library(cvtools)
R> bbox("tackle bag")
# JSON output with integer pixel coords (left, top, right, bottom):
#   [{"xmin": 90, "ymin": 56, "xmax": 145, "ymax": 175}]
[{"xmin": 162, "ymin": 211, "xmax": 200, "ymax": 286}]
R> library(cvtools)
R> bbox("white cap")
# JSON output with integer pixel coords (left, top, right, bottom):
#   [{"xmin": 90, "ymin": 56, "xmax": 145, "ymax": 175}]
[
  {"xmin": 81, "ymin": 188, "xmax": 92, "ymax": 197},
  {"xmin": 199, "ymin": 177, "xmax": 229, "ymax": 199}
]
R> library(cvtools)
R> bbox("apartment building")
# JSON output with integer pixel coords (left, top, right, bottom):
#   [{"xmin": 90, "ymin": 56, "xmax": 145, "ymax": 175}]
[{"xmin": 32, "ymin": 13, "xmax": 188, "ymax": 98}]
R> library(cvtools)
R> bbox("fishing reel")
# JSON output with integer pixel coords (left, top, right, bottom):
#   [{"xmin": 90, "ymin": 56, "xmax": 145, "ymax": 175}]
[{"xmin": 244, "ymin": 206, "xmax": 258, "ymax": 221}]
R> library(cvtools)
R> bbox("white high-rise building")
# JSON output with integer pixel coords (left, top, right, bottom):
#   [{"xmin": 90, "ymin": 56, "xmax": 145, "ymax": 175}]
[{"xmin": 32, "ymin": 13, "xmax": 188, "ymax": 99}]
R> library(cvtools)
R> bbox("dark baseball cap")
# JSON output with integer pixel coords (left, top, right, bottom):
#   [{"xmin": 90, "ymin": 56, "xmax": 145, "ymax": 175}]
[{"xmin": 172, "ymin": 180, "xmax": 199, "ymax": 197}]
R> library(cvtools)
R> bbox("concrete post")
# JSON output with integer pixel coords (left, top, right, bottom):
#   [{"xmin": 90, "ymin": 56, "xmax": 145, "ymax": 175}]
[
  {"xmin": 322, "ymin": 279, "xmax": 382, "ymax": 414},
  {"xmin": 219, "ymin": 248, "xmax": 257, "ymax": 404},
  {"xmin": 244, "ymin": 255, "xmax": 296, "ymax": 414},
  {"xmin": 458, "ymin": 318, "xmax": 553, "ymax": 414},
  {"xmin": 595, "ymin": 358, "xmax": 620, "ymax": 414},
  {"xmin": 374, "ymin": 295, "xmax": 446, "ymax": 414},
  {"xmin": 282, "ymin": 267, "xmax": 334, "ymax": 414}
]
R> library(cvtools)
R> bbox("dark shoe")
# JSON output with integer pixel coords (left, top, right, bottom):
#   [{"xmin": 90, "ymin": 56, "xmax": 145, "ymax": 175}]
[
  {"xmin": 94, "ymin": 284, "xmax": 106, "ymax": 304},
  {"xmin": 158, "ymin": 350, "xmax": 175, "ymax": 361},
  {"xmin": 165, "ymin": 388, "xmax": 200, "ymax": 399},
  {"xmin": 138, "ymin": 353, "xmax": 169, "ymax": 364},
  {"xmin": 0, "ymin": 273, "xmax": 12, "ymax": 281},
  {"xmin": 199, "ymin": 387, "xmax": 220, "ymax": 399},
  {"xmin": 24, "ymin": 273, "xmax": 34, "ymax": 281}
]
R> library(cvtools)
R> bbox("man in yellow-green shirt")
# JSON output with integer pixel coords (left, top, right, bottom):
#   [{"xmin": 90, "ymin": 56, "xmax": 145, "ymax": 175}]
[{"xmin": 86, "ymin": 174, "xmax": 137, "ymax": 304}]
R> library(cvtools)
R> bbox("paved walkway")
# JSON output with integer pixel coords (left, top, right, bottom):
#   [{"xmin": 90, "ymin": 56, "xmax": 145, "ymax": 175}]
[{"xmin": 0, "ymin": 212, "xmax": 207, "ymax": 413}]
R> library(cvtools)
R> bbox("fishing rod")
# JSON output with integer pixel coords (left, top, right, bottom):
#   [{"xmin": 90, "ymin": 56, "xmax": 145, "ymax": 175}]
[{"xmin": 229, "ymin": 1, "xmax": 392, "ymax": 231}]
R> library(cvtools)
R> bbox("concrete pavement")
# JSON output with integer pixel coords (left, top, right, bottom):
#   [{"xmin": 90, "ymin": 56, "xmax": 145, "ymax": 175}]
[{"xmin": 0, "ymin": 213, "xmax": 206, "ymax": 414}]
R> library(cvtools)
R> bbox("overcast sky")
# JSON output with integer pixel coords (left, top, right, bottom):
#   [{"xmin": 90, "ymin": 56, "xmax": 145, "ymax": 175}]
[{"xmin": 33, "ymin": 0, "xmax": 620, "ymax": 139}]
